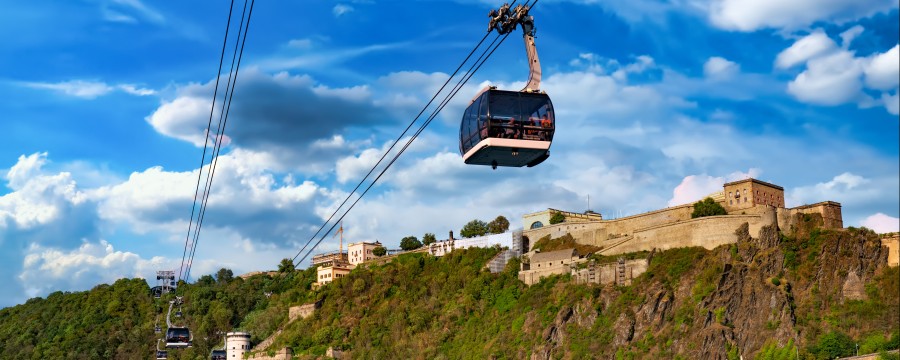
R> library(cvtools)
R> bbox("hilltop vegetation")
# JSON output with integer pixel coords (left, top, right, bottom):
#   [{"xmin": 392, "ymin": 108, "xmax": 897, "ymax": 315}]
[{"xmin": 0, "ymin": 218, "xmax": 897, "ymax": 359}]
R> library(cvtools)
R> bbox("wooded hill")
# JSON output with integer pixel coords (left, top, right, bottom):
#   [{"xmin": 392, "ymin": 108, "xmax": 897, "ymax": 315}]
[{"xmin": 1, "ymin": 217, "xmax": 897, "ymax": 359}]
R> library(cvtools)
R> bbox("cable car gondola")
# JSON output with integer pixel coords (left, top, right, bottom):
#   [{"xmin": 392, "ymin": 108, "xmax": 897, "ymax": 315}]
[
  {"xmin": 460, "ymin": 3, "xmax": 554, "ymax": 169},
  {"xmin": 211, "ymin": 349, "xmax": 227, "ymax": 360},
  {"xmin": 156, "ymin": 339, "xmax": 169, "ymax": 359},
  {"xmin": 165, "ymin": 327, "xmax": 193, "ymax": 348}
]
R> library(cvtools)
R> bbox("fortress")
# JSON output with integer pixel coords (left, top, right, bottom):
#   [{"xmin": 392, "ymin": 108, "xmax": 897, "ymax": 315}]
[{"xmin": 518, "ymin": 178, "xmax": 849, "ymax": 285}]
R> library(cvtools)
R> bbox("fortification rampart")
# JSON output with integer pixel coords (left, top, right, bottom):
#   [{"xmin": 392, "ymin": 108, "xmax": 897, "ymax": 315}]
[
  {"xmin": 882, "ymin": 234, "xmax": 899, "ymax": 267},
  {"xmin": 523, "ymin": 204, "xmax": 694, "ymax": 250},
  {"xmin": 600, "ymin": 213, "xmax": 775, "ymax": 255},
  {"xmin": 248, "ymin": 348, "xmax": 292, "ymax": 360},
  {"xmin": 777, "ymin": 202, "xmax": 843, "ymax": 234}
]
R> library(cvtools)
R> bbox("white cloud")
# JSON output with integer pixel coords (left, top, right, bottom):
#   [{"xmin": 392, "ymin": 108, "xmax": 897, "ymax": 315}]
[
  {"xmin": 102, "ymin": 0, "xmax": 165, "ymax": 24},
  {"xmin": 860, "ymin": 213, "xmax": 900, "ymax": 233},
  {"xmin": 0, "ymin": 153, "xmax": 87, "ymax": 230},
  {"xmin": 840, "ymin": 25, "xmax": 865, "ymax": 48},
  {"xmin": 286, "ymin": 38, "xmax": 313, "ymax": 49},
  {"xmin": 21, "ymin": 80, "xmax": 156, "ymax": 99},
  {"xmin": 145, "ymin": 68, "xmax": 386, "ymax": 172},
  {"xmin": 775, "ymin": 31, "xmax": 837, "ymax": 69},
  {"xmin": 787, "ymin": 172, "xmax": 878, "ymax": 207},
  {"xmin": 19, "ymin": 240, "xmax": 169, "ymax": 298},
  {"xmin": 777, "ymin": 31, "xmax": 898, "ymax": 113},
  {"xmin": 864, "ymin": 44, "xmax": 900, "ymax": 91},
  {"xmin": 882, "ymin": 92, "xmax": 900, "ymax": 115},
  {"xmin": 702, "ymin": 0, "xmax": 898, "ymax": 31},
  {"xmin": 787, "ymin": 50, "xmax": 865, "ymax": 105},
  {"xmin": 333, "ymin": 4, "xmax": 354, "ymax": 17},
  {"xmin": 703, "ymin": 56, "xmax": 740, "ymax": 80},
  {"xmin": 667, "ymin": 169, "xmax": 762, "ymax": 206}
]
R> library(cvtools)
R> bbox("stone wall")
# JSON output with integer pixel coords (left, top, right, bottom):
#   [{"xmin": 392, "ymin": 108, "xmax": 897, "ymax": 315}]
[
  {"xmin": 598, "ymin": 212, "xmax": 776, "ymax": 256},
  {"xmin": 571, "ymin": 259, "xmax": 648, "ymax": 286},
  {"xmin": 289, "ymin": 302, "xmax": 319, "ymax": 322},
  {"xmin": 248, "ymin": 347, "xmax": 292, "ymax": 360},
  {"xmin": 777, "ymin": 202, "xmax": 843, "ymax": 233},
  {"xmin": 882, "ymin": 234, "xmax": 899, "ymax": 267},
  {"xmin": 523, "ymin": 204, "xmax": 694, "ymax": 250},
  {"xmin": 519, "ymin": 264, "xmax": 569, "ymax": 285}
]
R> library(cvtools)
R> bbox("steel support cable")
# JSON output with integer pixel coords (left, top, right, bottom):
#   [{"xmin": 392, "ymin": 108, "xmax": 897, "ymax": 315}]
[
  {"xmin": 182, "ymin": 0, "xmax": 249, "ymax": 283},
  {"xmin": 288, "ymin": 1, "xmax": 528, "ymax": 265},
  {"xmin": 291, "ymin": 33, "xmax": 503, "ymax": 266},
  {"xmin": 184, "ymin": 0, "xmax": 256, "ymax": 281},
  {"xmin": 294, "ymin": 26, "xmax": 518, "ymax": 267},
  {"xmin": 294, "ymin": 0, "xmax": 540, "ymax": 265},
  {"xmin": 289, "ymin": 32, "xmax": 493, "ymax": 263},
  {"xmin": 179, "ymin": 0, "xmax": 237, "ymax": 282}
]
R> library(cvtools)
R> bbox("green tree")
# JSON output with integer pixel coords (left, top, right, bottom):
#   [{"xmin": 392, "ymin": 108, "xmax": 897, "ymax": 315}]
[
  {"xmin": 691, "ymin": 197, "xmax": 727, "ymax": 218},
  {"xmin": 278, "ymin": 258, "xmax": 295, "ymax": 273},
  {"xmin": 460, "ymin": 219, "xmax": 489, "ymax": 238},
  {"xmin": 216, "ymin": 268, "xmax": 234, "ymax": 284},
  {"xmin": 549, "ymin": 211, "xmax": 565, "ymax": 224},
  {"xmin": 810, "ymin": 330, "xmax": 855, "ymax": 359},
  {"xmin": 373, "ymin": 246, "xmax": 387, "ymax": 256},
  {"xmin": 423, "ymin": 233, "xmax": 437, "ymax": 245},
  {"xmin": 487, "ymin": 215, "xmax": 510, "ymax": 234},
  {"xmin": 400, "ymin": 236, "xmax": 422, "ymax": 251}
]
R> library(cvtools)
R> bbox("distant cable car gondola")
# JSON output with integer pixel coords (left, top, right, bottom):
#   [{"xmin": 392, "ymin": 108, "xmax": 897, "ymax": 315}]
[
  {"xmin": 460, "ymin": 3, "xmax": 554, "ymax": 169},
  {"xmin": 156, "ymin": 339, "xmax": 169, "ymax": 359},
  {"xmin": 210, "ymin": 349, "xmax": 227, "ymax": 360},
  {"xmin": 165, "ymin": 327, "xmax": 193, "ymax": 348}
]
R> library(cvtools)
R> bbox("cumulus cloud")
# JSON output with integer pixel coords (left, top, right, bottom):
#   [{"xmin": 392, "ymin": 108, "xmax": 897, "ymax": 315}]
[
  {"xmin": 864, "ymin": 44, "xmax": 900, "ymax": 91},
  {"xmin": 19, "ymin": 240, "xmax": 169, "ymax": 298},
  {"xmin": 21, "ymin": 80, "xmax": 156, "ymax": 99},
  {"xmin": 90, "ymin": 149, "xmax": 325, "ymax": 246},
  {"xmin": 702, "ymin": 0, "xmax": 898, "ymax": 31},
  {"xmin": 860, "ymin": 213, "xmax": 900, "ymax": 233},
  {"xmin": 787, "ymin": 50, "xmax": 865, "ymax": 105},
  {"xmin": 703, "ymin": 56, "xmax": 740, "ymax": 80},
  {"xmin": 667, "ymin": 169, "xmax": 762, "ymax": 206},
  {"xmin": 146, "ymin": 68, "xmax": 389, "ymax": 171},
  {"xmin": 787, "ymin": 172, "xmax": 883, "ymax": 208},
  {"xmin": 776, "ymin": 29, "xmax": 899, "ymax": 113},
  {"xmin": 0, "ymin": 153, "xmax": 89, "ymax": 230}
]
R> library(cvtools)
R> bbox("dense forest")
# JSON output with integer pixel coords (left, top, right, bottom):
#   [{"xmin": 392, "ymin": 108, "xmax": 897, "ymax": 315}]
[{"xmin": 0, "ymin": 220, "xmax": 897, "ymax": 359}]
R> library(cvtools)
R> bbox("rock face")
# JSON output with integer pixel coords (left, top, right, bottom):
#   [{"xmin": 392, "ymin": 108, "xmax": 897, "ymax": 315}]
[{"xmin": 526, "ymin": 217, "xmax": 894, "ymax": 359}]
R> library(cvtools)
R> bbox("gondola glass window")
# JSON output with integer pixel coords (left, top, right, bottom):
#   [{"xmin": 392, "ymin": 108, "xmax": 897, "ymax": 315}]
[{"xmin": 459, "ymin": 89, "xmax": 555, "ymax": 157}]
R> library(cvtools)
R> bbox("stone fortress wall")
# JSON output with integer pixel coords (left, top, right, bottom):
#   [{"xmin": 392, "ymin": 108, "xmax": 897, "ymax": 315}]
[{"xmin": 522, "ymin": 179, "xmax": 848, "ymax": 258}]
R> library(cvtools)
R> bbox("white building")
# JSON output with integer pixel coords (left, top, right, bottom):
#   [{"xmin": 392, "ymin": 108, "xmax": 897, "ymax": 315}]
[
  {"xmin": 426, "ymin": 231, "xmax": 523, "ymax": 257},
  {"xmin": 347, "ymin": 241, "xmax": 382, "ymax": 265},
  {"xmin": 226, "ymin": 332, "xmax": 250, "ymax": 359}
]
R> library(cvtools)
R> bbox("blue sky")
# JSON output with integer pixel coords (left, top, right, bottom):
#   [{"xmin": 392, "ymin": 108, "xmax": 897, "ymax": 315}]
[{"xmin": 0, "ymin": 0, "xmax": 897, "ymax": 307}]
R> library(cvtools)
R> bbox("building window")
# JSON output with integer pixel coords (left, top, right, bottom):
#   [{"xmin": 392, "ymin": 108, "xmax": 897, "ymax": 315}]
[
  {"xmin": 530, "ymin": 221, "xmax": 544, "ymax": 229},
  {"xmin": 730, "ymin": 200, "xmax": 733, "ymax": 205}
]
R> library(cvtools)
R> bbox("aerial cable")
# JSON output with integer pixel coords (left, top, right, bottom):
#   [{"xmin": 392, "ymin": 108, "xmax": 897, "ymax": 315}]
[
  {"xmin": 289, "ymin": 32, "xmax": 493, "ymax": 263},
  {"xmin": 185, "ymin": 0, "xmax": 256, "ymax": 282},
  {"xmin": 289, "ymin": 0, "xmax": 528, "ymax": 265},
  {"xmin": 292, "ymin": 0, "xmax": 533, "ymax": 265},
  {"xmin": 297, "ymin": 30, "xmax": 514, "ymax": 266},
  {"xmin": 291, "ymin": 33, "xmax": 501, "ymax": 265},
  {"xmin": 178, "ymin": 0, "xmax": 237, "ymax": 282}
]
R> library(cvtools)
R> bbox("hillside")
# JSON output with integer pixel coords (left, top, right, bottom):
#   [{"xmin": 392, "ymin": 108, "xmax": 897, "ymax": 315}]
[{"xmin": 0, "ymin": 219, "xmax": 897, "ymax": 359}]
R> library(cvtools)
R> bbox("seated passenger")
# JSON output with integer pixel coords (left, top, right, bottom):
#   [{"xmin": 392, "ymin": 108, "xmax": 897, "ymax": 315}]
[{"xmin": 505, "ymin": 118, "xmax": 518, "ymax": 138}]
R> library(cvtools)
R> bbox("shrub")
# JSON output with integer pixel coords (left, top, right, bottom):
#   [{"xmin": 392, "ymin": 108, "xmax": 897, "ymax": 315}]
[
  {"xmin": 691, "ymin": 197, "xmax": 727, "ymax": 218},
  {"xmin": 549, "ymin": 211, "xmax": 566, "ymax": 224}
]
